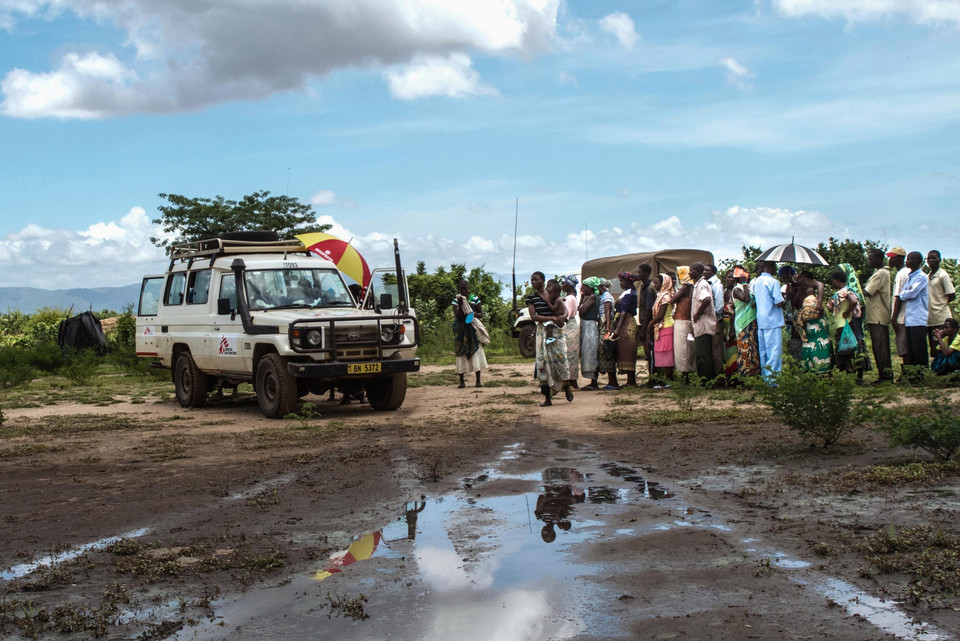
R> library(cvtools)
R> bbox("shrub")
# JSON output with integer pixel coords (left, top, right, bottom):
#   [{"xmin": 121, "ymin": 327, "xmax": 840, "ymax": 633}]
[
  {"xmin": 0, "ymin": 347, "xmax": 34, "ymax": 389},
  {"xmin": 58, "ymin": 348, "xmax": 102, "ymax": 386},
  {"xmin": 872, "ymin": 391, "xmax": 960, "ymax": 461},
  {"xmin": 749, "ymin": 358, "xmax": 864, "ymax": 447}
]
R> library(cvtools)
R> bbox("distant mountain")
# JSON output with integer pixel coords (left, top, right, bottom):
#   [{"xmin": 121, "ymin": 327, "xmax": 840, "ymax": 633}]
[{"xmin": 0, "ymin": 284, "xmax": 141, "ymax": 315}]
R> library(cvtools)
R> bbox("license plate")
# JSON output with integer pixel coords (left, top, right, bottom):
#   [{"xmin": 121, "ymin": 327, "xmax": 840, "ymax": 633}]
[{"xmin": 346, "ymin": 362, "xmax": 381, "ymax": 374}]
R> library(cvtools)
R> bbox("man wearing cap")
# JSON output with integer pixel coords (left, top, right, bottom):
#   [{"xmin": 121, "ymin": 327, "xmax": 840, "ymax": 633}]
[
  {"xmin": 750, "ymin": 261, "xmax": 785, "ymax": 384},
  {"xmin": 897, "ymin": 251, "xmax": 930, "ymax": 375},
  {"xmin": 862, "ymin": 248, "xmax": 893, "ymax": 382},
  {"xmin": 926, "ymin": 250, "xmax": 956, "ymax": 357},
  {"xmin": 888, "ymin": 246, "xmax": 909, "ymax": 372}
]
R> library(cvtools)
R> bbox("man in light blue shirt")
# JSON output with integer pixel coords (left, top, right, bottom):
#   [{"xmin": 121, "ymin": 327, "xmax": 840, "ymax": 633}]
[
  {"xmin": 897, "ymin": 251, "xmax": 929, "ymax": 371},
  {"xmin": 750, "ymin": 261, "xmax": 785, "ymax": 383}
]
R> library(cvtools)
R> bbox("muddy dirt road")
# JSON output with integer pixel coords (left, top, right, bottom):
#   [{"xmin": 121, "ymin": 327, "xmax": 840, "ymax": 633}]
[{"xmin": 1, "ymin": 364, "xmax": 958, "ymax": 640}]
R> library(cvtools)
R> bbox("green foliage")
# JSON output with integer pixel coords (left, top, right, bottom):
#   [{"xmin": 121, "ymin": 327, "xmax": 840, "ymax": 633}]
[
  {"xmin": 718, "ymin": 244, "xmax": 763, "ymax": 275},
  {"xmin": 941, "ymin": 258, "xmax": 960, "ymax": 319},
  {"xmin": 749, "ymin": 358, "xmax": 865, "ymax": 447},
  {"xmin": 151, "ymin": 190, "xmax": 331, "ymax": 249},
  {"xmin": 58, "ymin": 348, "xmax": 101, "ymax": 386},
  {"xmin": 0, "ymin": 347, "xmax": 34, "ymax": 389},
  {"xmin": 812, "ymin": 237, "xmax": 886, "ymax": 283},
  {"xmin": 872, "ymin": 390, "xmax": 960, "ymax": 461}
]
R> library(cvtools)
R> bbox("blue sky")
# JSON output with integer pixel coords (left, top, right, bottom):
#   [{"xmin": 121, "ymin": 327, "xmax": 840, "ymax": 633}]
[{"xmin": 0, "ymin": 0, "xmax": 958, "ymax": 289}]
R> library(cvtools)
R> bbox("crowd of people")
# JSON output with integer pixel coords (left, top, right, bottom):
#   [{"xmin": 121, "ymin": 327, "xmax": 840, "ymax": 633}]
[{"xmin": 505, "ymin": 247, "xmax": 957, "ymax": 403}]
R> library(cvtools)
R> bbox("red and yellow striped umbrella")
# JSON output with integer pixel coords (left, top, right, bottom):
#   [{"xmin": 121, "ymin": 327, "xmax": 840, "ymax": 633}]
[
  {"xmin": 312, "ymin": 531, "xmax": 382, "ymax": 581},
  {"xmin": 296, "ymin": 232, "xmax": 372, "ymax": 290}
]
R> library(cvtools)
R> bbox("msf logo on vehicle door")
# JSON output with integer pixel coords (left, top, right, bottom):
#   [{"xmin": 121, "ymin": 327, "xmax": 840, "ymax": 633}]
[{"xmin": 218, "ymin": 335, "xmax": 238, "ymax": 356}]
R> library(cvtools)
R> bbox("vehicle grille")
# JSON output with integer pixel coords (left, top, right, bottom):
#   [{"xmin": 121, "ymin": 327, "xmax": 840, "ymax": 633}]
[{"xmin": 333, "ymin": 326, "xmax": 380, "ymax": 360}]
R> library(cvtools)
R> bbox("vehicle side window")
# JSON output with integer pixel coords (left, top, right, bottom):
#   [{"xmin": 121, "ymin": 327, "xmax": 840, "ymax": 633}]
[
  {"xmin": 187, "ymin": 270, "xmax": 211, "ymax": 305},
  {"xmin": 165, "ymin": 272, "xmax": 186, "ymax": 306},
  {"xmin": 219, "ymin": 275, "xmax": 238, "ymax": 310},
  {"xmin": 139, "ymin": 277, "xmax": 163, "ymax": 316}
]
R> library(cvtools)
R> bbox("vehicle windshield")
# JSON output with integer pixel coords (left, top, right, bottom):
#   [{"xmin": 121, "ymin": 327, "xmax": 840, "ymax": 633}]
[{"xmin": 244, "ymin": 268, "xmax": 355, "ymax": 310}]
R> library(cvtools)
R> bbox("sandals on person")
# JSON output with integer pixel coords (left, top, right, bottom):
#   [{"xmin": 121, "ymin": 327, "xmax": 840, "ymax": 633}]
[
  {"xmin": 601, "ymin": 384, "xmax": 620, "ymax": 391},
  {"xmin": 581, "ymin": 384, "xmax": 600, "ymax": 391}
]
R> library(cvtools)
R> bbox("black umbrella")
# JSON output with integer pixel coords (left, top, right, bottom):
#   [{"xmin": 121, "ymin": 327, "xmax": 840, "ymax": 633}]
[{"xmin": 756, "ymin": 239, "xmax": 828, "ymax": 266}]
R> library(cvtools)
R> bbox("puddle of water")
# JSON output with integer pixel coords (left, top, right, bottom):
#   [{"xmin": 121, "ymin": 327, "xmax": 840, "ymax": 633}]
[
  {"xmin": 0, "ymin": 527, "xmax": 151, "ymax": 581},
  {"xmin": 814, "ymin": 578, "xmax": 949, "ymax": 641},
  {"xmin": 177, "ymin": 449, "xmax": 674, "ymax": 640}
]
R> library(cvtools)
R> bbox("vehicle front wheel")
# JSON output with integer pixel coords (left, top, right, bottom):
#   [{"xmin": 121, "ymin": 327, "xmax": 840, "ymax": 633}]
[
  {"xmin": 518, "ymin": 324, "xmax": 536, "ymax": 358},
  {"xmin": 255, "ymin": 353, "xmax": 298, "ymax": 418},
  {"xmin": 174, "ymin": 351, "xmax": 208, "ymax": 408},
  {"xmin": 366, "ymin": 373, "xmax": 407, "ymax": 411}
]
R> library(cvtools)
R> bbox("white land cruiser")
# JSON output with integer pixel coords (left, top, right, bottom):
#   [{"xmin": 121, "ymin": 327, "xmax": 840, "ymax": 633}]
[{"xmin": 135, "ymin": 233, "xmax": 420, "ymax": 418}]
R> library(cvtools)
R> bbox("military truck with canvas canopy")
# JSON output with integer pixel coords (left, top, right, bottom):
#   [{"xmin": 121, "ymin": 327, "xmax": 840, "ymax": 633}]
[
  {"xmin": 511, "ymin": 248, "xmax": 714, "ymax": 356},
  {"xmin": 136, "ymin": 232, "xmax": 419, "ymax": 418}
]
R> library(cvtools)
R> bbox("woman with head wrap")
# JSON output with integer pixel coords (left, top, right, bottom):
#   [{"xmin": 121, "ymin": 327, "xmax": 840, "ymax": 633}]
[
  {"xmin": 721, "ymin": 269, "xmax": 740, "ymax": 377},
  {"xmin": 526, "ymin": 274, "xmax": 573, "ymax": 406},
  {"xmin": 670, "ymin": 266, "xmax": 696, "ymax": 378},
  {"xmin": 794, "ymin": 270, "xmax": 832, "ymax": 374},
  {"xmin": 827, "ymin": 266, "xmax": 867, "ymax": 380},
  {"xmin": 731, "ymin": 265, "xmax": 761, "ymax": 377},
  {"xmin": 560, "ymin": 275, "xmax": 581, "ymax": 389},
  {"xmin": 648, "ymin": 273, "xmax": 676, "ymax": 387},
  {"xmin": 596, "ymin": 279, "xmax": 618, "ymax": 387},
  {"xmin": 452, "ymin": 280, "xmax": 488, "ymax": 388},
  {"xmin": 608, "ymin": 272, "xmax": 639, "ymax": 387},
  {"xmin": 579, "ymin": 277, "xmax": 602, "ymax": 389}
]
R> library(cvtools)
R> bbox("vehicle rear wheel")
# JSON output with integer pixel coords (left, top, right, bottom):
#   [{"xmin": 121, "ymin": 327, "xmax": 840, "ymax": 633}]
[
  {"xmin": 518, "ymin": 324, "xmax": 536, "ymax": 358},
  {"xmin": 256, "ymin": 353, "xmax": 298, "ymax": 418},
  {"xmin": 174, "ymin": 351, "xmax": 207, "ymax": 408},
  {"xmin": 366, "ymin": 373, "xmax": 407, "ymax": 411}
]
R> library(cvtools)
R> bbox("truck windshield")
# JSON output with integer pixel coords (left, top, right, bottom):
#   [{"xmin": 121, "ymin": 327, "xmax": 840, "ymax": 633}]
[{"xmin": 244, "ymin": 268, "xmax": 355, "ymax": 310}]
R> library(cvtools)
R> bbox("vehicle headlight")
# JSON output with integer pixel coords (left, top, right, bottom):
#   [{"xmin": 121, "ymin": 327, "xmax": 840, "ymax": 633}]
[
  {"xmin": 380, "ymin": 326, "xmax": 395, "ymax": 343},
  {"xmin": 306, "ymin": 329, "xmax": 323, "ymax": 347}
]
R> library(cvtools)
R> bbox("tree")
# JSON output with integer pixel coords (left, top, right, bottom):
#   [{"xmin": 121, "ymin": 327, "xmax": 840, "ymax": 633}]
[
  {"xmin": 408, "ymin": 263, "xmax": 507, "ymax": 330},
  {"xmin": 151, "ymin": 190, "xmax": 329, "ymax": 250}
]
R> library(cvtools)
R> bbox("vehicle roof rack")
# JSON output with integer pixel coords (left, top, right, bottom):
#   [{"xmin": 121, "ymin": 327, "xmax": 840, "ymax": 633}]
[{"xmin": 168, "ymin": 237, "xmax": 313, "ymax": 269}]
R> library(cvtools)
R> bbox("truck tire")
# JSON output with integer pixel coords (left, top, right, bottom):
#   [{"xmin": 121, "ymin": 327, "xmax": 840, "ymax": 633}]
[
  {"xmin": 174, "ymin": 351, "xmax": 208, "ymax": 408},
  {"xmin": 518, "ymin": 324, "xmax": 536, "ymax": 358},
  {"xmin": 256, "ymin": 353, "xmax": 298, "ymax": 418},
  {"xmin": 366, "ymin": 373, "xmax": 407, "ymax": 411}
]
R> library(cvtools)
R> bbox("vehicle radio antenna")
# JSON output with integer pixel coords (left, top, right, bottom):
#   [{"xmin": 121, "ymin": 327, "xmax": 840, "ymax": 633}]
[{"xmin": 512, "ymin": 198, "xmax": 519, "ymax": 310}]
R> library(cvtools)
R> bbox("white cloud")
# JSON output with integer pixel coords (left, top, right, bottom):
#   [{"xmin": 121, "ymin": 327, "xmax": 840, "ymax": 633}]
[
  {"xmin": 384, "ymin": 53, "xmax": 499, "ymax": 100},
  {"xmin": 774, "ymin": 0, "xmax": 960, "ymax": 26},
  {"xmin": 599, "ymin": 12, "xmax": 639, "ymax": 50},
  {"xmin": 2, "ymin": 51, "xmax": 138, "ymax": 119},
  {"xmin": 720, "ymin": 56, "xmax": 754, "ymax": 90},
  {"xmin": 0, "ymin": 207, "xmax": 168, "ymax": 287},
  {"xmin": 558, "ymin": 71, "xmax": 578, "ymax": 87},
  {"xmin": 1, "ymin": 0, "xmax": 560, "ymax": 118},
  {"xmin": 310, "ymin": 190, "xmax": 337, "ymax": 207}
]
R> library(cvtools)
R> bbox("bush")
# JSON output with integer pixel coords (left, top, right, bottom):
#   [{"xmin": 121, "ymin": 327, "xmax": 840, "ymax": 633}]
[
  {"xmin": 0, "ymin": 347, "xmax": 34, "ymax": 389},
  {"xmin": 58, "ymin": 348, "xmax": 102, "ymax": 386},
  {"xmin": 872, "ymin": 391, "xmax": 960, "ymax": 461},
  {"xmin": 749, "ymin": 359, "xmax": 864, "ymax": 447}
]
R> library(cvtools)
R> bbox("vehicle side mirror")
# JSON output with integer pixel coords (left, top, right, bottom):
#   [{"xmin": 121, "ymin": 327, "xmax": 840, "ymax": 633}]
[
  {"xmin": 379, "ymin": 293, "xmax": 393, "ymax": 309},
  {"xmin": 217, "ymin": 297, "xmax": 233, "ymax": 315}
]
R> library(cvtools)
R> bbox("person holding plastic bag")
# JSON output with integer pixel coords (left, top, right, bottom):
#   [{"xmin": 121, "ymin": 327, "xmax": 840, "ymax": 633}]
[
  {"xmin": 452, "ymin": 280, "xmax": 488, "ymax": 388},
  {"xmin": 827, "ymin": 268, "xmax": 864, "ymax": 381}
]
